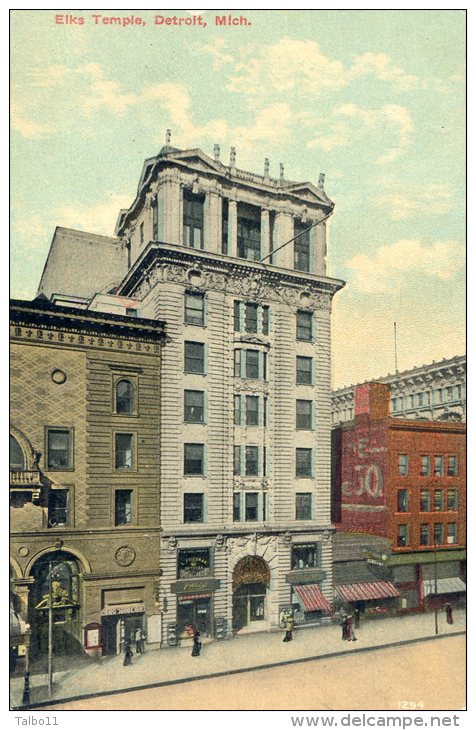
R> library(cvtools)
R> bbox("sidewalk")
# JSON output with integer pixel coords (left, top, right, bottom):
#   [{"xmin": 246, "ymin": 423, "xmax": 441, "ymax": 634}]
[{"xmin": 10, "ymin": 608, "xmax": 465, "ymax": 709}]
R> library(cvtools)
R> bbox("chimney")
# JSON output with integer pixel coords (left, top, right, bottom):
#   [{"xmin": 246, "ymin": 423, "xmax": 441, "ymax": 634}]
[{"xmin": 354, "ymin": 382, "xmax": 390, "ymax": 420}]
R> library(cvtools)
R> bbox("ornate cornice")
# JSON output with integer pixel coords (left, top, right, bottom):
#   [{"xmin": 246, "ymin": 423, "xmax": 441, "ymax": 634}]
[{"xmin": 10, "ymin": 324, "xmax": 162, "ymax": 355}]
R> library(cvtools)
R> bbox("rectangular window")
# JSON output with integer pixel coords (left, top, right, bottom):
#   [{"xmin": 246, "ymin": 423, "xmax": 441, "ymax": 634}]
[
  {"xmin": 262, "ymin": 306, "xmax": 270, "ymax": 335},
  {"xmin": 447, "ymin": 523, "xmax": 457, "ymax": 544},
  {"xmin": 263, "ymin": 397, "xmax": 268, "ymax": 427},
  {"xmin": 245, "ymin": 446, "xmax": 259, "ymax": 476},
  {"xmin": 294, "ymin": 221, "xmax": 310, "ymax": 272},
  {"xmin": 234, "ymin": 349, "xmax": 241, "ymax": 377},
  {"xmin": 184, "ymin": 390, "xmax": 205, "ymax": 424},
  {"xmin": 397, "ymin": 489, "xmax": 409, "ymax": 512},
  {"xmin": 296, "ymin": 400, "xmax": 313, "ymax": 430},
  {"xmin": 183, "ymin": 493, "xmax": 204, "ymax": 523},
  {"xmin": 152, "ymin": 199, "xmax": 158, "ymax": 239},
  {"xmin": 292, "ymin": 543, "xmax": 320, "ymax": 569},
  {"xmin": 420, "ymin": 490, "xmax": 430, "ymax": 512},
  {"xmin": 222, "ymin": 199, "xmax": 229, "ymax": 254},
  {"xmin": 234, "ymin": 301, "xmax": 241, "ymax": 331},
  {"xmin": 245, "ymin": 492, "xmax": 258, "ymax": 521},
  {"xmin": 233, "ymin": 492, "xmax": 241, "ymax": 522},
  {"xmin": 446, "ymin": 386, "xmax": 453, "ymax": 402},
  {"xmin": 47, "ymin": 489, "xmax": 69, "ymax": 528},
  {"xmin": 184, "ymin": 292, "xmax": 205, "ymax": 326},
  {"xmin": 46, "ymin": 429, "xmax": 72, "ymax": 470},
  {"xmin": 398, "ymin": 454, "xmax": 409, "ymax": 476},
  {"xmin": 421, "ymin": 455, "xmax": 430, "ymax": 476},
  {"xmin": 420, "ymin": 524, "xmax": 430, "ymax": 546},
  {"xmin": 237, "ymin": 206, "xmax": 261, "ymax": 261},
  {"xmin": 296, "ymin": 356, "xmax": 313, "ymax": 385},
  {"xmin": 246, "ymin": 396, "xmax": 259, "ymax": 426},
  {"xmin": 434, "ymin": 455, "xmax": 444, "ymax": 477},
  {"xmin": 115, "ymin": 490, "xmax": 132, "ymax": 526},
  {"xmin": 245, "ymin": 350, "xmax": 260, "ymax": 379},
  {"xmin": 296, "ymin": 311, "xmax": 313, "ymax": 341},
  {"xmin": 434, "ymin": 490, "xmax": 444, "ymax": 512},
  {"xmin": 234, "ymin": 395, "xmax": 241, "ymax": 426},
  {"xmin": 262, "ymin": 492, "xmax": 268, "ymax": 521},
  {"xmin": 184, "ymin": 444, "xmax": 205, "ymax": 475},
  {"xmin": 448, "ymin": 456, "xmax": 458, "ymax": 476},
  {"xmin": 178, "ymin": 548, "xmax": 211, "ymax": 578},
  {"xmin": 295, "ymin": 493, "xmax": 312, "ymax": 520},
  {"xmin": 397, "ymin": 524, "xmax": 409, "ymax": 547},
  {"xmin": 296, "ymin": 448, "xmax": 313, "ymax": 477},
  {"xmin": 417, "ymin": 393, "xmax": 424, "ymax": 407},
  {"xmin": 245, "ymin": 303, "xmax": 258, "ymax": 334},
  {"xmin": 233, "ymin": 445, "xmax": 241, "ymax": 476},
  {"xmin": 115, "ymin": 433, "xmax": 133, "ymax": 469},
  {"xmin": 184, "ymin": 341, "xmax": 205, "ymax": 374},
  {"xmin": 434, "ymin": 523, "xmax": 444, "ymax": 545},
  {"xmin": 447, "ymin": 489, "xmax": 458, "ymax": 511},
  {"xmin": 183, "ymin": 192, "xmax": 204, "ymax": 249}
]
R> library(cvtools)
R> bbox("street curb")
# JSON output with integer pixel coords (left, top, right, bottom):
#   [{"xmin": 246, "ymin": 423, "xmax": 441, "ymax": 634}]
[{"xmin": 12, "ymin": 630, "xmax": 466, "ymax": 711}]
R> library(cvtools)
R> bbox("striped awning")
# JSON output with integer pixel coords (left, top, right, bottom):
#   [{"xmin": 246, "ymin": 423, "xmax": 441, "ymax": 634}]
[
  {"xmin": 293, "ymin": 584, "xmax": 332, "ymax": 613},
  {"xmin": 177, "ymin": 593, "xmax": 212, "ymax": 602},
  {"xmin": 423, "ymin": 577, "xmax": 466, "ymax": 596},
  {"xmin": 335, "ymin": 581, "xmax": 400, "ymax": 602}
]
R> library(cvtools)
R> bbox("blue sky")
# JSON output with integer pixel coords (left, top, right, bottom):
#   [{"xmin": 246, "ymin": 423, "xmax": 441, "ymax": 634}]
[{"xmin": 10, "ymin": 8, "xmax": 466, "ymax": 387}]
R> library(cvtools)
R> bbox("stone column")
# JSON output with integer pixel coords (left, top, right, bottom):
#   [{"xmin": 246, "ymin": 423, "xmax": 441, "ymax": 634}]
[
  {"xmin": 313, "ymin": 219, "xmax": 327, "ymax": 276},
  {"xmin": 260, "ymin": 209, "xmax": 270, "ymax": 262},
  {"xmin": 161, "ymin": 172, "xmax": 181, "ymax": 244},
  {"xmin": 206, "ymin": 191, "xmax": 222, "ymax": 254},
  {"xmin": 274, "ymin": 211, "xmax": 294, "ymax": 270},
  {"xmin": 228, "ymin": 199, "xmax": 238, "ymax": 257}
]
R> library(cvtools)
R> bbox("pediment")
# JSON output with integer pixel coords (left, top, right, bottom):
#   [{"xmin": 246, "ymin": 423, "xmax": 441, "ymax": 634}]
[
  {"xmin": 283, "ymin": 181, "xmax": 332, "ymax": 206},
  {"xmin": 166, "ymin": 149, "xmax": 223, "ymax": 175}
]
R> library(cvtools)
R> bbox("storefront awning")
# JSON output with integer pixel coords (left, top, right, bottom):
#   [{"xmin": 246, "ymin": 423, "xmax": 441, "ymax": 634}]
[
  {"xmin": 293, "ymin": 584, "xmax": 332, "ymax": 613},
  {"xmin": 423, "ymin": 577, "xmax": 466, "ymax": 596},
  {"xmin": 177, "ymin": 593, "xmax": 212, "ymax": 602},
  {"xmin": 335, "ymin": 581, "xmax": 400, "ymax": 602}
]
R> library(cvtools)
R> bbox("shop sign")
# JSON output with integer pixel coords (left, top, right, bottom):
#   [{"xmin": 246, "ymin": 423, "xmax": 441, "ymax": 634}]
[
  {"xmin": 286, "ymin": 569, "xmax": 326, "ymax": 585},
  {"xmin": 170, "ymin": 578, "xmax": 220, "ymax": 594},
  {"xmin": 101, "ymin": 602, "xmax": 145, "ymax": 616}
]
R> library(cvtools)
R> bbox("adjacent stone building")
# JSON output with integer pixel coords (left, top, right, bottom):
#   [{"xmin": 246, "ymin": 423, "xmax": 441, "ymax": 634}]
[{"xmin": 10, "ymin": 297, "xmax": 166, "ymax": 660}]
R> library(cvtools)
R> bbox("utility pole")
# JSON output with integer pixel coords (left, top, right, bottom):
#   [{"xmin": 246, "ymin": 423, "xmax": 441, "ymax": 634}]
[
  {"xmin": 433, "ymin": 544, "xmax": 439, "ymax": 636},
  {"xmin": 394, "ymin": 322, "xmax": 398, "ymax": 374}
]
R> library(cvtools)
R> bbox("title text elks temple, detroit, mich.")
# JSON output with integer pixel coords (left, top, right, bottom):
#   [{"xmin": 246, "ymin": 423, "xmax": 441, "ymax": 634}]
[{"xmin": 54, "ymin": 14, "xmax": 252, "ymax": 28}]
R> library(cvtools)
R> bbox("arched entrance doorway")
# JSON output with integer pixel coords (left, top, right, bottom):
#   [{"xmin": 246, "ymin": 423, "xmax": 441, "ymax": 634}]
[
  {"xmin": 28, "ymin": 551, "xmax": 82, "ymax": 659},
  {"xmin": 232, "ymin": 556, "xmax": 270, "ymax": 632}
]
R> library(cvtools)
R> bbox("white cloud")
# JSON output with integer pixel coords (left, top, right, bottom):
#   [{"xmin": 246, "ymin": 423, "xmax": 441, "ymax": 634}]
[
  {"xmin": 54, "ymin": 193, "xmax": 133, "ymax": 236},
  {"xmin": 349, "ymin": 53, "xmax": 419, "ymax": 91},
  {"xmin": 346, "ymin": 238, "xmax": 465, "ymax": 293},
  {"xmin": 11, "ymin": 100, "xmax": 52, "ymax": 139},
  {"xmin": 374, "ymin": 183, "xmax": 455, "ymax": 220},
  {"xmin": 199, "ymin": 38, "xmax": 235, "ymax": 70}
]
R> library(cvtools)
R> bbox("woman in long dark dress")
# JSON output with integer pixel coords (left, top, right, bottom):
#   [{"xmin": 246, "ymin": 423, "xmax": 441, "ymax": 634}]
[
  {"xmin": 123, "ymin": 640, "xmax": 133, "ymax": 666},
  {"xmin": 191, "ymin": 627, "xmax": 202, "ymax": 656}
]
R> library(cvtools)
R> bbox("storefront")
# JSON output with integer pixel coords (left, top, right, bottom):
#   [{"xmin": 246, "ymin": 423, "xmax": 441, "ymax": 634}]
[
  {"xmin": 423, "ymin": 576, "xmax": 466, "ymax": 610},
  {"xmin": 286, "ymin": 543, "xmax": 331, "ymax": 625},
  {"xmin": 291, "ymin": 583, "xmax": 332, "ymax": 624},
  {"xmin": 334, "ymin": 581, "xmax": 400, "ymax": 617},
  {"xmin": 171, "ymin": 577, "xmax": 220, "ymax": 640},
  {"xmin": 232, "ymin": 556, "xmax": 270, "ymax": 633},
  {"xmin": 101, "ymin": 603, "xmax": 146, "ymax": 655}
]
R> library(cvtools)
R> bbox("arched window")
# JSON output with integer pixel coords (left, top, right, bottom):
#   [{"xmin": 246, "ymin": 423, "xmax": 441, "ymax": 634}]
[
  {"xmin": 10, "ymin": 435, "xmax": 25, "ymax": 470},
  {"xmin": 115, "ymin": 379, "xmax": 134, "ymax": 414}
]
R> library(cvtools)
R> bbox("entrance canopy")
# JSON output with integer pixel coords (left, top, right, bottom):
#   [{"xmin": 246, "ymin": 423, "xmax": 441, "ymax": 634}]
[
  {"xmin": 423, "ymin": 577, "xmax": 466, "ymax": 596},
  {"xmin": 335, "ymin": 581, "xmax": 400, "ymax": 602},
  {"xmin": 294, "ymin": 584, "xmax": 332, "ymax": 612}
]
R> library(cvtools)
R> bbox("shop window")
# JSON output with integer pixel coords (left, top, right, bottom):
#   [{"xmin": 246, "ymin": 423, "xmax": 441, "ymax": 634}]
[
  {"xmin": 245, "ymin": 492, "xmax": 259, "ymax": 521},
  {"xmin": 48, "ymin": 489, "xmax": 69, "ymax": 528},
  {"xmin": 183, "ymin": 493, "xmax": 204, "ymax": 523},
  {"xmin": 448, "ymin": 456, "xmax": 458, "ymax": 476},
  {"xmin": 296, "ymin": 400, "xmax": 313, "ymax": 430},
  {"xmin": 296, "ymin": 356, "xmax": 313, "ymax": 385},
  {"xmin": 10, "ymin": 435, "xmax": 25, "ymax": 470},
  {"xmin": 183, "ymin": 191, "xmax": 204, "ymax": 249},
  {"xmin": 398, "ymin": 454, "xmax": 409, "ymax": 476},
  {"xmin": 296, "ymin": 311, "xmax": 313, "ymax": 341},
  {"xmin": 434, "ymin": 490, "xmax": 444, "ymax": 512},
  {"xmin": 295, "ymin": 493, "xmax": 312, "ymax": 520},
  {"xmin": 115, "ymin": 433, "xmax": 133, "ymax": 469},
  {"xmin": 233, "ymin": 492, "xmax": 241, "ymax": 521},
  {"xmin": 420, "ymin": 455, "xmax": 430, "ymax": 476},
  {"xmin": 115, "ymin": 379, "xmax": 134, "ymax": 415},
  {"xmin": 447, "ymin": 523, "xmax": 457, "ymax": 544},
  {"xmin": 184, "ymin": 341, "xmax": 205, "ymax": 374},
  {"xmin": 237, "ymin": 205, "xmax": 261, "ymax": 261},
  {"xmin": 420, "ymin": 524, "xmax": 430, "ymax": 546},
  {"xmin": 397, "ymin": 524, "xmax": 409, "ymax": 547},
  {"xmin": 178, "ymin": 548, "xmax": 211, "ymax": 578},
  {"xmin": 47, "ymin": 429, "xmax": 73, "ymax": 470},
  {"xmin": 434, "ymin": 455, "xmax": 444, "ymax": 476},
  {"xmin": 245, "ymin": 396, "xmax": 259, "ymax": 426},
  {"xmin": 447, "ymin": 489, "xmax": 458, "ymax": 511},
  {"xmin": 434, "ymin": 523, "xmax": 444, "ymax": 545},
  {"xmin": 245, "ymin": 446, "xmax": 259, "ymax": 477},
  {"xmin": 115, "ymin": 490, "xmax": 132, "ymax": 526},
  {"xmin": 184, "ymin": 390, "xmax": 205, "ymax": 423},
  {"xmin": 296, "ymin": 448, "xmax": 313, "ymax": 477},
  {"xmin": 292, "ymin": 543, "xmax": 320, "ymax": 569},
  {"xmin": 184, "ymin": 292, "xmax": 205, "ymax": 326},
  {"xmin": 420, "ymin": 490, "xmax": 430, "ymax": 512},
  {"xmin": 184, "ymin": 443, "xmax": 205, "ymax": 475},
  {"xmin": 294, "ymin": 221, "xmax": 310, "ymax": 272},
  {"xmin": 397, "ymin": 489, "xmax": 409, "ymax": 512}
]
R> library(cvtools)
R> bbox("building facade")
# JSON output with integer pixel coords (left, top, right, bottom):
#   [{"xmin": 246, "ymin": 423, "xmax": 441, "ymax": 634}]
[
  {"xmin": 332, "ymin": 355, "xmax": 466, "ymax": 425},
  {"xmin": 332, "ymin": 383, "xmax": 466, "ymax": 615},
  {"xmin": 10, "ymin": 298, "xmax": 166, "ymax": 660},
  {"xmin": 37, "ymin": 138, "xmax": 345, "ymax": 641}
]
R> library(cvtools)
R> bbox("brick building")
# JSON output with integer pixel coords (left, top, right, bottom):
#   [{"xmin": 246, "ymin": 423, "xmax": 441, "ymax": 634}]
[
  {"xmin": 10, "ymin": 297, "xmax": 166, "ymax": 661},
  {"xmin": 332, "ymin": 382, "xmax": 466, "ymax": 615}
]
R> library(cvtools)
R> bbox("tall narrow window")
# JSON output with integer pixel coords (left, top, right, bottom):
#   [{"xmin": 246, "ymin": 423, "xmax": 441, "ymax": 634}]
[
  {"xmin": 448, "ymin": 456, "xmax": 458, "ymax": 476},
  {"xmin": 434, "ymin": 523, "xmax": 444, "ymax": 545},
  {"xmin": 447, "ymin": 523, "xmax": 457, "ymax": 544},
  {"xmin": 245, "ymin": 446, "xmax": 259, "ymax": 476},
  {"xmin": 420, "ymin": 524, "xmax": 430, "ymax": 546},
  {"xmin": 234, "ymin": 301, "xmax": 241, "ymax": 331},
  {"xmin": 246, "ymin": 396, "xmax": 259, "ymax": 426},
  {"xmin": 295, "ymin": 493, "xmax": 312, "ymax": 520},
  {"xmin": 222, "ymin": 199, "xmax": 229, "ymax": 254},
  {"xmin": 152, "ymin": 199, "xmax": 159, "ymax": 239},
  {"xmin": 115, "ymin": 379, "xmax": 134, "ymax": 414},
  {"xmin": 184, "ymin": 444, "xmax": 205, "ymax": 475},
  {"xmin": 47, "ymin": 429, "xmax": 72, "ymax": 470},
  {"xmin": 184, "ymin": 292, "xmax": 205, "ymax": 326},
  {"xmin": 397, "ymin": 489, "xmax": 409, "ymax": 512},
  {"xmin": 296, "ymin": 311, "xmax": 313, "ymax": 341},
  {"xmin": 184, "ymin": 342, "xmax": 205, "ymax": 374},
  {"xmin": 245, "ymin": 493, "xmax": 258, "ymax": 521},
  {"xmin": 296, "ymin": 356, "xmax": 313, "ymax": 385},
  {"xmin": 296, "ymin": 400, "xmax": 313, "ymax": 430},
  {"xmin": 115, "ymin": 433, "xmax": 133, "ymax": 469},
  {"xmin": 234, "ymin": 395, "xmax": 241, "ymax": 425},
  {"xmin": 183, "ymin": 192, "xmax": 204, "ymax": 249},
  {"xmin": 434, "ymin": 490, "xmax": 444, "ymax": 511},
  {"xmin": 434, "ymin": 456, "xmax": 444, "ymax": 477},
  {"xmin": 296, "ymin": 448, "xmax": 312, "ymax": 477},
  {"xmin": 420, "ymin": 490, "xmax": 430, "ymax": 512},
  {"xmin": 397, "ymin": 524, "xmax": 409, "ymax": 547},
  {"xmin": 447, "ymin": 489, "xmax": 458, "ymax": 511},
  {"xmin": 245, "ymin": 303, "xmax": 259, "ymax": 333},
  {"xmin": 262, "ymin": 306, "xmax": 270, "ymax": 335},
  {"xmin": 115, "ymin": 490, "xmax": 132, "ymax": 526},
  {"xmin": 294, "ymin": 221, "xmax": 310, "ymax": 272},
  {"xmin": 398, "ymin": 454, "xmax": 409, "ymax": 476},
  {"xmin": 237, "ymin": 205, "xmax": 261, "ymax": 261},
  {"xmin": 234, "ymin": 445, "xmax": 241, "ymax": 476},
  {"xmin": 184, "ymin": 390, "xmax": 205, "ymax": 423},
  {"xmin": 244, "ymin": 350, "xmax": 260, "ymax": 379},
  {"xmin": 420, "ymin": 455, "xmax": 430, "ymax": 476},
  {"xmin": 233, "ymin": 492, "xmax": 241, "ymax": 521},
  {"xmin": 184, "ymin": 493, "xmax": 204, "ymax": 523},
  {"xmin": 48, "ymin": 489, "xmax": 69, "ymax": 528}
]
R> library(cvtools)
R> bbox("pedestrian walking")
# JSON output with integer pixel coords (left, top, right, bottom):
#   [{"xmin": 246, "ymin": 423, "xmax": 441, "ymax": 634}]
[
  {"xmin": 346, "ymin": 615, "xmax": 357, "ymax": 641},
  {"xmin": 135, "ymin": 627, "xmax": 144, "ymax": 653},
  {"xmin": 191, "ymin": 627, "xmax": 202, "ymax": 656},
  {"xmin": 282, "ymin": 611, "xmax": 294, "ymax": 642},
  {"xmin": 353, "ymin": 607, "xmax": 360, "ymax": 629},
  {"xmin": 123, "ymin": 640, "xmax": 133, "ymax": 666},
  {"xmin": 445, "ymin": 603, "xmax": 454, "ymax": 625},
  {"xmin": 340, "ymin": 614, "xmax": 347, "ymax": 640}
]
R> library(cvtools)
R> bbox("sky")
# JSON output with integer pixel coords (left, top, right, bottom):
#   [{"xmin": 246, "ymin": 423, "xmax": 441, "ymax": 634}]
[{"xmin": 9, "ymin": 8, "xmax": 466, "ymax": 389}]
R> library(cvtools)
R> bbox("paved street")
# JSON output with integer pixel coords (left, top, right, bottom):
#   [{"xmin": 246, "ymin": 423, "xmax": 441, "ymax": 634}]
[
  {"xmin": 43, "ymin": 634, "xmax": 466, "ymax": 711},
  {"xmin": 10, "ymin": 608, "xmax": 465, "ymax": 709}
]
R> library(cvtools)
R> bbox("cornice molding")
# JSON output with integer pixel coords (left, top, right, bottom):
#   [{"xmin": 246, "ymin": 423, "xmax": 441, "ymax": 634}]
[{"xmin": 10, "ymin": 324, "xmax": 162, "ymax": 355}]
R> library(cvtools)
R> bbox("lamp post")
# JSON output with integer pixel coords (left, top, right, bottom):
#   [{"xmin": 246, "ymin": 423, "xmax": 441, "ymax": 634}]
[
  {"xmin": 21, "ymin": 626, "xmax": 31, "ymax": 706},
  {"xmin": 48, "ymin": 561, "xmax": 54, "ymax": 698}
]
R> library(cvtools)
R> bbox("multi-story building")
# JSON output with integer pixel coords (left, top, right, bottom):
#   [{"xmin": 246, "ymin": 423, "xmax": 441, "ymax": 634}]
[
  {"xmin": 10, "ymin": 297, "xmax": 166, "ymax": 661},
  {"xmin": 332, "ymin": 382, "xmax": 466, "ymax": 615},
  {"xmin": 332, "ymin": 355, "xmax": 466, "ymax": 425},
  {"xmin": 37, "ymin": 137, "xmax": 345, "ymax": 641}
]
